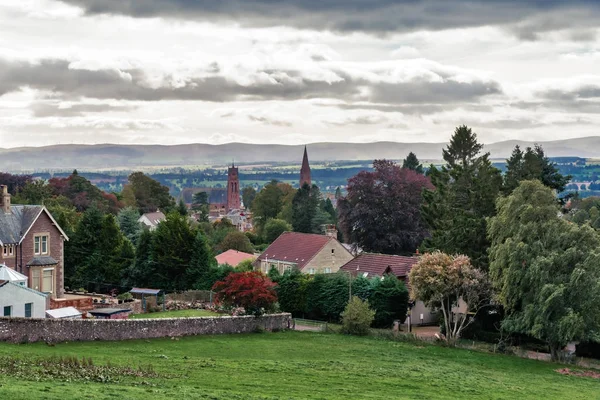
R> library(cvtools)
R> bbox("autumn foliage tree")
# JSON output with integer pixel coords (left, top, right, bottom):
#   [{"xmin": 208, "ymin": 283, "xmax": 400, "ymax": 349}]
[
  {"xmin": 212, "ymin": 271, "xmax": 278, "ymax": 315},
  {"xmin": 338, "ymin": 159, "xmax": 433, "ymax": 255},
  {"xmin": 409, "ymin": 251, "xmax": 490, "ymax": 345}
]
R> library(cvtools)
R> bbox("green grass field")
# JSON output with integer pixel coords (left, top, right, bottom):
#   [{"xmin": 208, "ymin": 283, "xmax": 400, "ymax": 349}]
[
  {"xmin": 0, "ymin": 331, "xmax": 597, "ymax": 399},
  {"xmin": 130, "ymin": 309, "xmax": 220, "ymax": 319}
]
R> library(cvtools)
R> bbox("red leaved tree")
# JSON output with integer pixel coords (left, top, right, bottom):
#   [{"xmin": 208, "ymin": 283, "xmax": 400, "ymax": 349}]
[
  {"xmin": 212, "ymin": 271, "xmax": 278, "ymax": 315},
  {"xmin": 338, "ymin": 159, "xmax": 433, "ymax": 255}
]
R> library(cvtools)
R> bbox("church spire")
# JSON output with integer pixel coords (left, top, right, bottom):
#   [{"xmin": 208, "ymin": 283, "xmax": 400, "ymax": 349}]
[{"xmin": 300, "ymin": 145, "xmax": 312, "ymax": 188}]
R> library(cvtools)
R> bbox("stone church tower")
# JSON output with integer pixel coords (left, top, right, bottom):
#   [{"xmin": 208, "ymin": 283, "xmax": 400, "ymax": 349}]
[
  {"xmin": 227, "ymin": 163, "xmax": 241, "ymax": 211},
  {"xmin": 300, "ymin": 146, "xmax": 312, "ymax": 188}
]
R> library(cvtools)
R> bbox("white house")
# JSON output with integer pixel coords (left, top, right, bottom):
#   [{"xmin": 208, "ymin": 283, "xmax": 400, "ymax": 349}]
[
  {"xmin": 138, "ymin": 211, "xmax": 166, "ymax": 230},
  {"xmin": 0, "ymin": 281, "xmax": 47, "ymax": 318}
]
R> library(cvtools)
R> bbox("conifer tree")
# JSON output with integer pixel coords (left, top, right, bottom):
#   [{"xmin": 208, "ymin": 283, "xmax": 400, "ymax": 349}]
[{"xmin": 402, "ymin": 152, "xmax": 424, "ymax": 174}]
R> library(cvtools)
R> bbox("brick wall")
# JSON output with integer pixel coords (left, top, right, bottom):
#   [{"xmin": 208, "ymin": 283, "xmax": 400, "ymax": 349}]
[{"xmin": 0, "ymin": 313, "xmax": 291, "ymax": 343}]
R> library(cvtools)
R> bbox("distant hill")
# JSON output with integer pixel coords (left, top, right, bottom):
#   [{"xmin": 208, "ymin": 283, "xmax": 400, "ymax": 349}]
[{"xmin": 1, "ymin": 137, "xmax": 599, "ymax": 172}]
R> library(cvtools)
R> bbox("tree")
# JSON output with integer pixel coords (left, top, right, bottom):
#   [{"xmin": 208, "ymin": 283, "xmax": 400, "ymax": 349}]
[
  {"xmin": 191, "ymin": 191, "xmax": 209, "ymax": 222},
  {"xmin": 188, "ymin": 231, "xmax": 216, "ymax": 288},
  {"xmin": 263, "ymin": 218, "xmax": 292, "ymax": 243},
  {"xmin": 340, "ymin": 296, "xmax": 375, "ymax": 336},
  {"xmin": 275, "ymin": 269, "xmax": 308, "ymax": 317},
  {"xmin": 503, "ymin": 144, "xmax": 571, "ymax": 194},
  {"xmin": 212, "ymin": 271, "xmax": 278, "ymax": 315},
  {"xmin": 292, "ymin": 183, "xmax": 318, "ymax": 233},
  {"xmin": 150, "ymin": 212, "xmax": 196, "ymax": 291},
  {"xmin": 409, "ymin": 251, "xmax": 490, "ymax": 345},
  {"xmin": 128, "ymin": 171, "xmax": 174, "ymax": 214},
  {"xmin": 217, "ymin": 230, "xmax": 254, "ymax": 254},
  {"xmin": 117, "ymin": 206, "xmax": 142, "ymax": 244},
  {"xmin": 176, "ymin": 198, "xmax": 188, "ymax": 216},
  {"xmin": 17, "ymin": 180, "xmax": 52, "ymax": 204},
  {"xmin": 125, "ymin": 228, "xmax": 154, "ymax": 287},
  {"xmin": 0, "ymin": 172, "xmax": 32, "ymax": 195},
  {"xmin": 369, "ymin": 275, "xmax": 409, "ymax": 328},
  {"xmin": 242, "ymin": 186, "xmax": 257, "ymax": 210},
  {"xmin": 402, "ymin": 152, "xmax": 424, "ymax": 174},
  {"xmin": 338, "ymin": 160, "xmax": 433, "ymax": 255},
  {"xmin": 235, "ymin": 259, "xmax": 254, "ymax": 272},
  {"xmin": 252, "ymin": 181, "xmax": 284, "ymax": 231},
  {"xmin": 334, "ymin": 186, "xmax": 342, "ymax": 200},
  {"xmin": 488, "ymin": 180, "xmax": 600, "ymax": 360},
  {"xmin": 421, "ymin": 125, "xmax": 502, "ymax": 269},
  {"xmin": 321, "ymin": 198, "xmax": 337, "ymax": 224}
]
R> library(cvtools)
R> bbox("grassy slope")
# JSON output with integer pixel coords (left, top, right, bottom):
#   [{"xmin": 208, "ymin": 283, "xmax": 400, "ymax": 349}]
[
  {"xmin": 130, "ymin": 309, "xmax": 220, "ymax": 319},
  {"xmin": 0, "ymin": 331, "xmax": 596, "ymax": 400}
]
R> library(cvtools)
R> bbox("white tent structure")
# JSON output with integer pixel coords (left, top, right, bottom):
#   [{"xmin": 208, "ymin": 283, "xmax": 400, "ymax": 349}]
[{"xmin": 0, "ymin": 264, "xmax": 28, "ymax": 286}]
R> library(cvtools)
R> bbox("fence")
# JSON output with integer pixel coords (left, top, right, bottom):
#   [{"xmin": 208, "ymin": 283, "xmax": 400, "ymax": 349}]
[{"xmin": 292, "ymin": 318, "xmax": 328, "ymax": 332}]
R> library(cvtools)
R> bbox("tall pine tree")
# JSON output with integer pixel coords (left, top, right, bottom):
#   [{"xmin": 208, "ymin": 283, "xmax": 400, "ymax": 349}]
[
  {"xmin": 402, "ymin": 152, "xmax": 424, "ymax": 174},
  {"xmin": 421, "ymin": 125, "xmax": 502, "ymax": 269}
]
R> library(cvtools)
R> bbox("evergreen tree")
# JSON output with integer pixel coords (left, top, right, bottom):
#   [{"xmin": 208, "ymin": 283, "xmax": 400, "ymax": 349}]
[
  {"xmin": 291, "ymin": 183, "xmax": 318, "ymax": 233},
  {"xmin": 503, "ymin": 144, "xmax": 571, "ymax": 194},
  {"xmin": 241, "ymin": 186, "xmax": 257, "ymax": 210},
  {"xmin": 128, "ymin": 171, "xmax": 175, "ymax": 214},
  {"xmin": 321, "ymin": 198, "xmax": 337, "ymax": 224},
  {"xmin": 117, "ymin": 206, "xmax": 141, "ymax": 244},
  {"xmin": 421, "ymin": 125, "xmax": 502, "ymax": 269},
  {"xmin": 126, "ymin": 229, "xmax": 154, "ymax": 287},
  {"xmin": 252, "ymin": 180, "xmax": 284, "ymax": 232},
  {"xmin": 188, "ymin": 231, "xmax": 216, "ymax": 289},
  {"xmin": 191, "ymin": 191, "xmax": 209, "ymax": 222},
  {"xmin": 334, "ymin": 186, "xmax": 342, "ymax": 200},
  {"xmin": 402, "ymin": 152, "xmax": 424, "ymax": 174},
  {"xmin": 177, "ymin": 198, "xmax": 188, "ymax": 216}
]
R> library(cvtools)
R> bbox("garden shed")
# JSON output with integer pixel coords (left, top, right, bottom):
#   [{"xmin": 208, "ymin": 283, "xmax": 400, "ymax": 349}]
[{"xmin": 130, "ymin": 288, "xmax": 165, "ymax": 312}]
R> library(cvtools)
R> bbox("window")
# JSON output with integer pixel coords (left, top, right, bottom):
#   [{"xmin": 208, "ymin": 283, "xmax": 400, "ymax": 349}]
[
  {"xmin": 34, "ymin": 235, "xmax": 48, "ymax": 255},
  {"xmin": 2, "ymin": 246, "xmax": 6, "ymax": 257},
  {"xmin": 43, "ymin": 268, "xmax": 54, "ymax": 293},
  {"xmin": 324, "ymin": 267, "xmax": 332, "ymax": 273},
  {"xmin": 32, "ymin": 269, "xmax": 41, "ymax": 291},
  {"xmin": 331, "ymin": 249, "xmax": 335, "ymax": 254},
  {"xmin": 24, "ymin": 303, "xmax": 32, "ymax": 318},
  {"xmin": 285, "ymin": 265, "xmax": 292, "ymax": 272},
  {"xmin": 3, "ymin": 306, "xmax": 11, "ymax": 317},
  {"xmin": 308, "ymin": 268, "xmax": 315, "ymax": 275},
  {"xmin": 2, "ymin": 245, "xmax": 13, "ymax": 257}
]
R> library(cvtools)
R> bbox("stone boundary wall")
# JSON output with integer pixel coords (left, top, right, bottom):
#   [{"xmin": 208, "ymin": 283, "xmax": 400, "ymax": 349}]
[{"xmin": 0, "ymin": 313, "xmax": 292, "ymax": 343}]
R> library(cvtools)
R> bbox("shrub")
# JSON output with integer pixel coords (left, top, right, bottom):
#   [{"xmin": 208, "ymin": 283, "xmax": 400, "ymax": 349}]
[
  {"xmin": 369, "ymin": 275, "xmax": 409, "ymax": 328},
  {"xmin": 212, "ymin": 271, "xmax": 277, "ymax": 315},
  {"xmin": 117, "ymin": 292, "xmax": 133, "ymax": 301},
  {"xmin": 341, "ymin": 296, "xmax": 375, "ymax": 336}
]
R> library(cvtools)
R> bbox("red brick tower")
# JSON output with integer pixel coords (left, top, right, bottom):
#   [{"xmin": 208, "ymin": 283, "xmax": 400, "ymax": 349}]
[
  {"xmin": 299, "ymin": 146, "xmax": 312, "ymax": 188},
  {"xmin": 227, "ymin": 163, "xmax": 241, "ymax": 211}
]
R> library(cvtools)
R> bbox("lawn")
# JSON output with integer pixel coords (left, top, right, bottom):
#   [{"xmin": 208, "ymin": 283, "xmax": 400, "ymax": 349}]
[
  {"xmin": 0, "ymin": 331, "xmax": 597, "ymax": 399},
  {"xmin": 130, "ymin": 309, "xmax": 220, "ymax": 318}
]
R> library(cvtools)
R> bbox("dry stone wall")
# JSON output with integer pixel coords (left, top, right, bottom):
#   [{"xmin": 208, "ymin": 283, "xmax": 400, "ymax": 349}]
[{"xmin": 0, "ymin": 313, "xmax": 291, "ymax": 343}]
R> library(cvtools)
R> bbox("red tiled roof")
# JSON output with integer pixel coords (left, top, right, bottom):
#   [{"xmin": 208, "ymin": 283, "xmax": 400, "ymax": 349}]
[
  {"xmin": 215, "ymin": 249, "xmax": 256, "ymax": 266},
  {"xmin": 255, "ymin": 232, "xmax": 332, "ymax": 269},
  {"xmin": 340, "ymin": 253, "xmax": 418, "ymax": 278}
]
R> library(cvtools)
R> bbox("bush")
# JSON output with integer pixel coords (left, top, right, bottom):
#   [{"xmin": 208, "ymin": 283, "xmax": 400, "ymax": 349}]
[
  {"xmin": 369, "ymin": 275, "xmax": 409, "ymax": 328},
  {"xmin": 212, "ymin": 271, "xmax": 277, "ymax": 315},
  {"xmin": 117, "ymin": 292, "xmax": 133, "ymax": 301},
  {"xmin": 341, "ymin": 296, "xmax": 375, "ymax": 336}
]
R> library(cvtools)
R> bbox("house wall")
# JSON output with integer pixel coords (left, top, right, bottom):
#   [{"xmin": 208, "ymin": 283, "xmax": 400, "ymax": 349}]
[
  {"xmin": 0, "ymin": 313, "xmax": 292, "ymax": 343},
  {"xmin": 21, "ymin": 211, "xmax": 65, "ymax": 299},
  {"xmin": 0, "ymin": 284, "xmax": 47, "ymax": 318},
  {"xmin": 303, "ymin": 239, "xmax": 354, "ymax": 274},
  {"xmin": 408, "ymin": 301, "xmax": 438, "ymax": 325}
]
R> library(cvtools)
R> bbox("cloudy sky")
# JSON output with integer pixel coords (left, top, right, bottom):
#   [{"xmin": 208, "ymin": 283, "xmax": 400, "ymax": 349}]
[{"xmin": 1, "ymin": 0, "xmax": 599, "ymax": 148}]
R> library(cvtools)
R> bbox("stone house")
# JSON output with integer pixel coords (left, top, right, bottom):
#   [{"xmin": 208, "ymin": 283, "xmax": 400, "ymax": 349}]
[
  {"xmin": 340, "ymin": 253, "xmax": 438, "ymax": 325},
  {"xmin": 254, "ymin": 231, "xmax": 354, "ymax": 275},
  {"xmin": 0, "ymin": 185, "xmax": 69, "ymax": 300}
]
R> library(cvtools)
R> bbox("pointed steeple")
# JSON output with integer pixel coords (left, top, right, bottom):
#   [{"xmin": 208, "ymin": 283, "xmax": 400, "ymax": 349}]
[{"xmin": 300, "ymin": 145, "xmax": 312, "ymax": 188}]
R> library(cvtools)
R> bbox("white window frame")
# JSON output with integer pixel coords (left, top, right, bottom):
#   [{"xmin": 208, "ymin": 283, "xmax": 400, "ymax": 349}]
[
  {"xmin": 43, "ymin": 267, "xmax": 54, "ymax": 294},
  {"xmin": 324, "ymin": 267, "xmax": 332, "ymax": 274},
  {"xmin": 34, "ymin": 235, "xmax": 49, "ymax": 255},
  {"xmin": 308, "ymin": 268, "xmax": 315, "ymax": 275},
  {"xmin": 8, "ymin": 245, "xmax": 13, "ymax": 256},
  {"xmin": 41, "ymin": 236, "xmax": 48, "ymax": 255},
  {"xmin": 34, "ymin": 236, "xmax": 40, "ymax": 255},
  {"xmin": 2, "ymin": 246, "xmax": 7, "ymax": 257}
]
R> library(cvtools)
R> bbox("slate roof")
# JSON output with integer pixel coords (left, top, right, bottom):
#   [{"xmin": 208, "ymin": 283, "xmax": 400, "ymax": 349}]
[
  {"xmin": 180, "ymin": 188, "xmax": 227, "ymax": 205},
  {"xmin": 255, "ymin": 232, "xmax": 332, "ymax": 269},
  {"xmin": 340, "ymin": 253, "xmax": 419, "ymax": 279},
  {"xmin": 140, "ymin": 211, "xmax": 166, "ymax": 227},
  {"xmin": 0, "ymin": 205, "xmax": 43, "ymax": 245},
  {"xmin": 215, "ymin": 249, "xmax": 256, "ymax": 266},
  {"xmin": 26, "ymin": 256, "xmax": 59, "ymax": 266},
  {"xmin": 130, "ymin": 287, "xmax": 162, "ymax": 295},
  {"xmin": 89, "ymin": 308, "xmax": 132, "ymax": 315}
]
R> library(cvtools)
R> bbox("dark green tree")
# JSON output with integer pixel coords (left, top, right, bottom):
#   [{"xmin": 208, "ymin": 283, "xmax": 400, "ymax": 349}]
[
  {"xmin": 421, "ymin": 125, "xmax": 502, "ymax": 269},
  {"xmin": 188, "ymin": 231, "xmax": 216, "ymax": 289},
  {"xmin": 503, "ymin": 144, "xmax": 571, "ymax": 194},
  {"xmin": 369, "ymin": 275, "xmax": 409, "ymax": 328},
  {"xmin": 252, "ymin": 181, "xmax": 284, "ymax": 232},
  {"xmin": 128, "ymin": 171, "xmax": 175, "ymax": 214},
  {"xmin": 276, "ymin": 269, "xmax": 309, "ymax": 317},
  {"xmin": 126, "ymin": 229, "xmax": 154, "ymax": 287},
  {"xmin": 191, "ymin": 191, "xmax": 209, "ymax": 222},
  {"xmin": 291, "ymin": 184, "xmax": 320, "ymax": 233},
  {"xmin": 217, "ymin": 230, "xmax": 254, "ymax": 254},
  {"xmin": 402, "ymin": 152, "xmax": 424, "ymax": 174},
  {"xmin": 177, "ymin": 198, "xmax": 188, "ymax": 216}
]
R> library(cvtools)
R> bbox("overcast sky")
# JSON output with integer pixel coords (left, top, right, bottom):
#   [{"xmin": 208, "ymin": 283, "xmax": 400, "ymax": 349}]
[{"xmin": 1, "ymin": 0, "xmax": 599, "ymax": 148}]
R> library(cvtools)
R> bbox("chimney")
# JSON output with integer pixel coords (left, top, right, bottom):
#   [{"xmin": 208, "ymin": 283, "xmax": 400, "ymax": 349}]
[
  {"xmin": 325, "ymin": 224, "xmax": 337, "ymax": 238},
  {"xmin": 0, "ymin": 185, "xmax": 10, "ymax": 213}
]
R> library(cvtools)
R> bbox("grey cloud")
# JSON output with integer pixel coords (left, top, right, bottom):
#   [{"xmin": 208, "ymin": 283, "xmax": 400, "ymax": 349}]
[
  {"xmin": 31, "ymin": 102, "xmax": 137, "ymax": 117},
  {"xmin": 59, "ymin": 0, "xmax": 600, "ymax": 38},
  {"xmin": 0, "ymin": 58, "xmax": 501, "ymax": 106},
  {"xmin": 325, "ymin": 115, "xmax": 388, "ymax": 126},
  {"xmin": 247, "ymin": 115, "xmax": 293, "ymax": 127}
]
